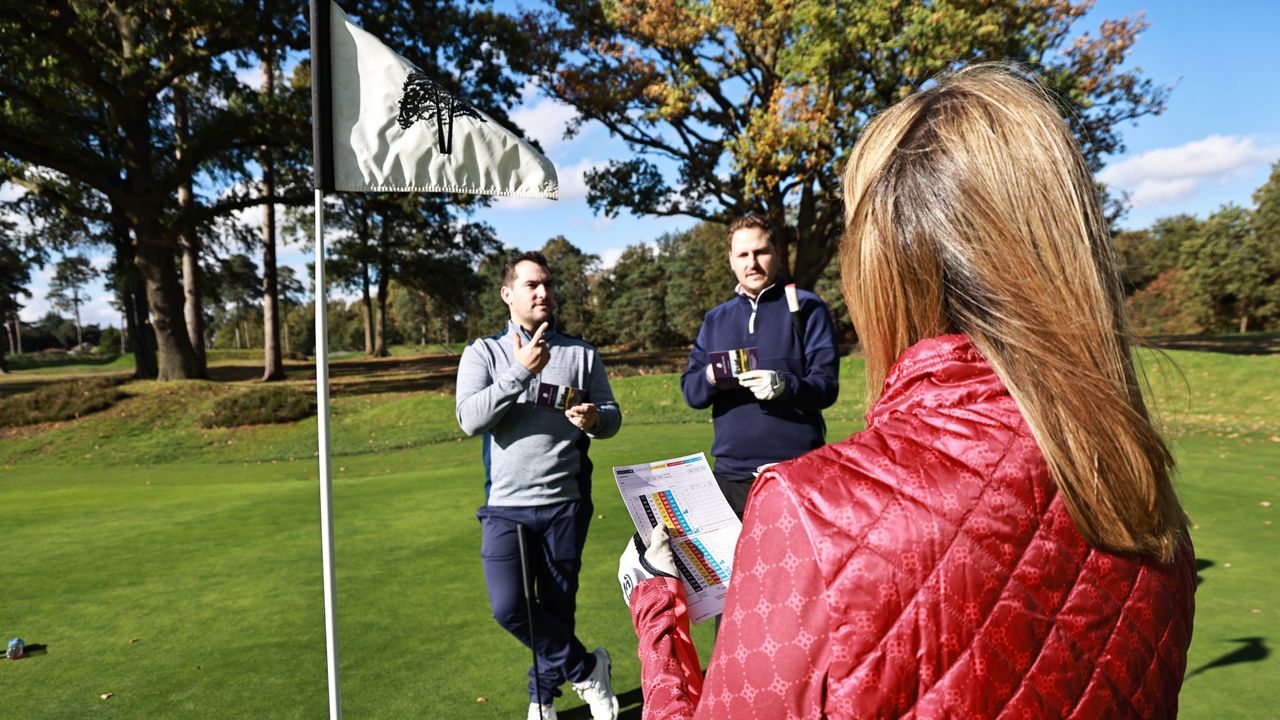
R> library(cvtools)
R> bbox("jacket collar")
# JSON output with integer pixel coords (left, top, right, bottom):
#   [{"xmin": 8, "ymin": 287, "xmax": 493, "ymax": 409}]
[
  {"xmin": 866, "ymin": 334, "xmax": 1009, "ymax": 427},
  {"xmin": 508, "ymin": 320, "xmax": 557, "ymax": 343},
  {"xmin": 735, "ymin": 281, "xmax": 782, "ymax": 302}
]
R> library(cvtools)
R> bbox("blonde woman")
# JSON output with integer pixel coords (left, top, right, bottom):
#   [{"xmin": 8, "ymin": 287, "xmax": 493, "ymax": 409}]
[{"xmin": 618, "ymin": 64, "xmax": 1195, "ymax": 718}]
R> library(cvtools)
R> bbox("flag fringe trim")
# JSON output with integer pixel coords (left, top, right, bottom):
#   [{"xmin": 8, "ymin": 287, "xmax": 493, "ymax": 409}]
[{"xmin": 333, "ymin": 183, "xmax": 558, "ymax": 199}]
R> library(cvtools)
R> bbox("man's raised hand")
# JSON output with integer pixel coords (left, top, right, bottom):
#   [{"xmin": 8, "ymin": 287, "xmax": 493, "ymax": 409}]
[{"xmin": 513, "ymin": 322, "xmax": 551, "ymax": 373}]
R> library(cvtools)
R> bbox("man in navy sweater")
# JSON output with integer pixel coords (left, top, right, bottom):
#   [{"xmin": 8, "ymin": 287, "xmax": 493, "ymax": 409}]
[{"xmin": 681, "ymin": 214, "xmax": 840, "ymax": 519}]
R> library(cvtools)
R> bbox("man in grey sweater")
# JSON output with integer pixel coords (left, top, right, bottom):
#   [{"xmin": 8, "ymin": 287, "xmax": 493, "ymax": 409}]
[{"xmin": 455, "ymin": 251, "xmax": 621, "ymax": 720}]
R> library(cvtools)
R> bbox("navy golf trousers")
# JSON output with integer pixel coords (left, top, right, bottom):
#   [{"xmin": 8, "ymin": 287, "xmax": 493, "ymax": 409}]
[{"xmin": 477, "ymin": 500, "xmax": 596, "ymax": 703}]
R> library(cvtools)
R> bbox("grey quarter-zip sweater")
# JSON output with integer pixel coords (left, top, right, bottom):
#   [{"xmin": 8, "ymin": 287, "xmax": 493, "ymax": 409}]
[{"xmin": 455, "ymin": 321, "xmax": 622, "ymax": 507}]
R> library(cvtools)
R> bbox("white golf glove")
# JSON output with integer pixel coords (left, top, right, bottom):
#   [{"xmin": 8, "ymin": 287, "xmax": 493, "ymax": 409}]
[
  {"xmin": 737, "ymin": 369, "xmax": 787, "ymax": 401},
  {"xmin": 618, "ymin": 524, "xmax": 679, "ymax": 607}
]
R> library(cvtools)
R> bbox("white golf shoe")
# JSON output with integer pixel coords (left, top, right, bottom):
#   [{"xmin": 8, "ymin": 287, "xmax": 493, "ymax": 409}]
[
  {"xmin": 571, "ymin": 647, "xmax": 619, "ymax": 720},
  {"xmin": 526, "ymin": 700, "xmax": 557, "ymax": 720}
]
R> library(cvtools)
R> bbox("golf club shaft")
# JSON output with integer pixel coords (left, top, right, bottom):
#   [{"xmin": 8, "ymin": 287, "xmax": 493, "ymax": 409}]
[{"xmin": 516, "ymin": 523, "xmax": 543, "ymax": 718}]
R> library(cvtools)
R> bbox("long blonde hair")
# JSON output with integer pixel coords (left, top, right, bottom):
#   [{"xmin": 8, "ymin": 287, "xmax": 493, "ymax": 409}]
[{"xmin": 841, "ymin": 64, "xmax": 1185, "ymax": 561}]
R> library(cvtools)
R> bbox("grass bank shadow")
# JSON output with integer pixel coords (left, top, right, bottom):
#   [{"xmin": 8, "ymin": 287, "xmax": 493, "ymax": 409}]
[{"xmin": 1148, "ymin": 332, "xmax": 1280, "ymax": 356}]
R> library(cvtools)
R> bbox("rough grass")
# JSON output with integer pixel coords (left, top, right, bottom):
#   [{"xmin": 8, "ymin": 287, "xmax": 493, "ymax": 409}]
[
  {"xmin": 198, "ymin": 386, "xmax": 317, "ymax": 428},
  {"xmin": 0, "ymin": 345, "xmax": 1276, "ymax": 717},
  {"xmin": 0, "ymin": 377, "xmax": 127, "ymax": 427}
]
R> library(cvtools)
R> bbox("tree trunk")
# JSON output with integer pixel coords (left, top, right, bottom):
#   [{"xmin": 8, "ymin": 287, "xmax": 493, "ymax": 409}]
[
  {"xmin": 132, "ymin": 225, "xmax": 201, "ymax": 380},
  {"xmin": 118, "ymin": 69, "xmax": 197, "ymax": 380},
  {"xmin": 361, "ymin": 266, "xmax": 374, "ymax": 355},
  {"xmin": 0, "ymin": 314, "xmax": 9, "ymax": 373},
  {"xmin": 1239, "ymin": 314, "xmax": 1249, "ymax": 334},
  {"xmin": 373, "ymin": 272, "xmax": 389, "ymax": 357},
  {"xmin": 73, "ymin": 294, "xmax": 83, "ymax": 345},
  {"xmin": 12, "ymin": 310, "xmax": 20, "ymax": 355},
  {"xmin": 6, "ymin": 312, "xmax": 18, "ymax": 354},
  {"xmin": 283, "ymin": 306, "xmax": 291, "ymax": 355},
  {"xmin": 113, "ymin": 220, "xmax": 158, "ymax": 379},
  {"xmin": 174, "ymin": 82, "xmax": 208, "ymax": 375},
  {"xmin": 260, "ymin": 39, "xmax": 285, "ymax": 381},
  {"xmin": 129, "ymin": 278, "xmax": 158, "ymax": 380}
]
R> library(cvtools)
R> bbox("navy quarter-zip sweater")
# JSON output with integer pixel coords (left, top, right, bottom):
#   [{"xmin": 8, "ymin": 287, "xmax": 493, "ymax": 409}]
[{"xmin": 680, "ymin": 283, "xmax": 840, "ymax": 479}]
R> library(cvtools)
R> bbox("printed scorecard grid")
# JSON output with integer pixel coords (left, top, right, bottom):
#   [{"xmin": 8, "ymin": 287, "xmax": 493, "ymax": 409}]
[
  {"xmin": 613, "ymin": 452, "xmax": 743, "ymax": 623},
  {"xmin": 674, "ymin": 537, "xmax": 731, "ymax": 591}
]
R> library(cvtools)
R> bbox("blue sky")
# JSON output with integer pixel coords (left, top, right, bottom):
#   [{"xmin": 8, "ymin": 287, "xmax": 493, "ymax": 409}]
[{"xmin": 14, "ymin": 0, "xmax": 1280, "ymax": 329}]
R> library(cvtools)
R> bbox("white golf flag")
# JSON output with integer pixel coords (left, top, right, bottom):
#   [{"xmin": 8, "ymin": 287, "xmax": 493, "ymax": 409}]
[{"xmin": 326, "ymin": 1, "xmax": 558, "ymax": 198}]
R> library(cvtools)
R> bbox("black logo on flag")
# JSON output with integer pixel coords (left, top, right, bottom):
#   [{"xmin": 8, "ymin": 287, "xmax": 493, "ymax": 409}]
[{"xmin": 397, "ymin": 72, "xmax": 485, "ymax": 154}]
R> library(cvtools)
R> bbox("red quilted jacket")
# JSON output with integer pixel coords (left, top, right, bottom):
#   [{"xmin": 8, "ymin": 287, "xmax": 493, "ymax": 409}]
[{"xmin": 631, "ymin": 333, "xmax": 1196, "ymax": 718}]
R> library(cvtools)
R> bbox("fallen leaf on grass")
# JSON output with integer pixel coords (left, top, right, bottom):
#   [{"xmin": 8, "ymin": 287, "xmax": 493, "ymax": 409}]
[
  {"xmin": 1262, "ymin": 501, "xmax": 1272, "ymax": 508},
  {"xmin": 476, "ymin": 697, "xmax": 488, "ymax": 703},
  {"xmin": 129, "ymin": 637, "xmax": 140, "ymax": 644},
  {"xmin": 1224, "ymin": 562, "xmax": 1233, "ymax": 568},
  {"xmin": 100, "ymin": 693, "xmax": 113, "ymax": 700}
]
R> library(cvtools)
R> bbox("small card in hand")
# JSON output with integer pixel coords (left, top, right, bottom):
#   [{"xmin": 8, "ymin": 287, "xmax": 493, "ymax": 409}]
[
  {"xmin": 708, "ymin": 347, "xmax": 758, "ymax": 383},
  {"xmin": 535, "ymin": 382, "xmax": 589, "ymax": 410}
]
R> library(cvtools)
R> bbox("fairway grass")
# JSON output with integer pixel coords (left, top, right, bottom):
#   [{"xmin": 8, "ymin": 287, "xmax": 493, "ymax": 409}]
[{"xmin": 2, "ymin": 350, "xmax": 1277, "ymax": 717}]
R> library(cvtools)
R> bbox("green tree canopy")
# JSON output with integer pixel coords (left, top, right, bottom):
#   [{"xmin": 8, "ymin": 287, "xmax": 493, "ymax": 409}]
[
  {"xmin": 46, "ymin": 254, "xmax": 98, "ymax": 347},
  {"xmin": 659, "ymin": 221, "xmax": 735, "ymax": 341},
  {"xmin": 525, "ymin": 0, "xmax": 1167, "ymax": 288},
  {"xmin": 1179, "ymin": 205, "xmax": 1275, "ymax": 333},
  {"xmin": 540, "ymin": 236, "xmax": 600, "ymax": 338}
]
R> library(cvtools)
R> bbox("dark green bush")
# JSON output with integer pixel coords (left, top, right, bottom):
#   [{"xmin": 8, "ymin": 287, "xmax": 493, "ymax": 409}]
[
  {"xmin": 0, "ymin": 378, "xmax": 126, "ymax": 428},
  {"xmin": 200, "ymin": 386, "xmax": 316, "ymax": 428},
  {"xmin": 97, "ymin": 327, "xmax": 122, "ymax": 355}
]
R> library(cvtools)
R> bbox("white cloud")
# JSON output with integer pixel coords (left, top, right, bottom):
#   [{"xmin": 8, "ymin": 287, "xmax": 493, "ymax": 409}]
[
  {"xmin": 598, "ymin": 241, "xmax": 658, "ymax": 270},
  {"xmin": 598, "ymin": 247, "xmax": 626, "ymax": 269},
  {"xmin": 1100, "ymin": 134, "xmax": 1280, "ymax": 208},
  {"xmin": 81, "ymin": 295, "xmax": 120, "ymax": 327},
  {"xmin": 236, "ymin": 63, "xmax": 262, "ymax": 89},
  {"xmin": 510, "ymin": 95, "xmax": 580, "ymax": 157},
  {"xmin": 1126, "ymin": 178, "xmax": 1198, "ymax": 206},
  {"xmin": 18, "ymin": 296, "xmax": 50, "ymax": 323}
]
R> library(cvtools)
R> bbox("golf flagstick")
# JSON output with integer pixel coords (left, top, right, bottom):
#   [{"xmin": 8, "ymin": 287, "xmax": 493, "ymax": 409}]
[
  {"xmin": 309, "ymin": 2, "xmax": 559, "ymax": 714},
  {"xmin": 516, "ymin": 523, "xmax": 544, "ymax": 720}
]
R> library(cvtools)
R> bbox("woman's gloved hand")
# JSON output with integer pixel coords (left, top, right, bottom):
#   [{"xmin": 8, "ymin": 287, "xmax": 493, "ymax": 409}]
[{"xmin": 618, "ymin": 524, "xmax": 679, "ymax": 606}]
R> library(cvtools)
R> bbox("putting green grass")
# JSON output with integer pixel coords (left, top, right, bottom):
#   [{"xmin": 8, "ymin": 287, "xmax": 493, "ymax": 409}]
[{"xmin": 1, "ymin": 349, "xmax": 1277, "ymax": 717}]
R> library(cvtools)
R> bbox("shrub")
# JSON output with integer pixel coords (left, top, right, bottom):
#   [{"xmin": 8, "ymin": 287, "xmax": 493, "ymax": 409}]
[
  {"xmin": 0, "ymin": 378, "xmax": 126, "ymax": 428},
  {"xmin": 1127, "ymin": 269, "xmax": 1208, "ymax": 337},
  {"xmin": 97, "ymin": 327, "xmax": 122, "ymax": 355},
  {"xmin": 200, "ymin": 386, "xmax": 316, "ymax": 428}
]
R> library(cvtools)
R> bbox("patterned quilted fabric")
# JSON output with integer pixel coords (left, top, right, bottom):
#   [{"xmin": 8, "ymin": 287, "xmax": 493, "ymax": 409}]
[{"xmin": 631, "ymin": 333, "xmax": 1196, "ymax": 719}]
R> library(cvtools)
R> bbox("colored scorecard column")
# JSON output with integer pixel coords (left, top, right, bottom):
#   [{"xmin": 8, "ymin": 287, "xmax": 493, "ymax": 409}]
[{"xmin": 613, "ymin": 452, "xmax": 742, "ymax": 623}]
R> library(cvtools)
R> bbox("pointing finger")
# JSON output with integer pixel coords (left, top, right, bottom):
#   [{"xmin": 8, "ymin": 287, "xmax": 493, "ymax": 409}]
[{"xmin": 530, "ymin": 322, "xmax": 549, "ymax": 346}]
